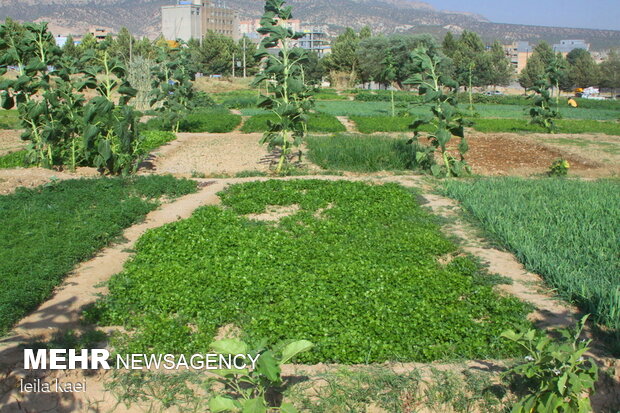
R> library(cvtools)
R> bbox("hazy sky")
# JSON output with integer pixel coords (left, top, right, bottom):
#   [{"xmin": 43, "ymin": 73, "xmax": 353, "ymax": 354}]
[{"xmin": 427, "ymin": 0, "xmax": 620, "ymax": 31}]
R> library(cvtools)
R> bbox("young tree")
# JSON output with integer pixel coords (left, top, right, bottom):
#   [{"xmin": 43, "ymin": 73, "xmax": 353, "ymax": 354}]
[
  {"xmin": 62, "ymin": 35, "xmax": 81, "ymax": 60},
  {"xmin": 187, "ymin": 31, "xmax": 238, "ymax": 75},
  {"xmin": 600, "ymin": 50, "xmax": 620, "ymax": 96},
  {"xmin": 322, "ymin": 27, "xmax": 361, "ymax": 86},
  {"xmin": 405, "ymin": 48, "xmax": 471, "ymax": 177},
  {"xmin": 519, "ymin": 41, "xmax": 555, "ymax": 90},
  {"xmin": 253, "ymin": 0, "xmax": 313, "ymax": 173},
  {"xmin": 487, "ymin": 41, "xmax": 513, "ymax": 88},
  {"xmin": 442, "ymin": 32, "xmax": 458, "ymax": 57},
  {"xmin": 566, "ymin": 48, "xmax": 600, "ymax": 88}
]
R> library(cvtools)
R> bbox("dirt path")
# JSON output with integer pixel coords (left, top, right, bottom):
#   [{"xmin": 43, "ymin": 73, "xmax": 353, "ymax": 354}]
[
  {"xmin": 336, "ymin": 116, "xmax": 358, "ymax": 133},
  {"xmin": 0, "ymin": 130, "xmax": 23, "ymax": 157},
  {"xmin": 144, "ymin": 132, "xmax": 271, "ymax": 177}
]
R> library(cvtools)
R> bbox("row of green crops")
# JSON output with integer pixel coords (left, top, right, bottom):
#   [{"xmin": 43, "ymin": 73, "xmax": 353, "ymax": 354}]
[
  {"xmin": 443, "ymin": 178, "xmax": 620, "ymax": 332},
  {"xmin": 306, "ymin": 134, "xmax": 416, "ymax": 172},
  {"xmin": 346, "ymin": 116, "xmax": 620, "ymax": 136},
  {"xmin": 241, "ymin": 113, "xmax": 346, "ymax": 133},
  {"xmin": 143, "ymin": 108, "xmax": 242, "ymax": 133},
  {"xmin": 91, "ymin": 180, "xmax": 531, "ymax": 363},
  {"xmin": 352, "ymin": 90, "xmax": 620, "ymax": 110},
  {"xmin": 0, "ymin": 176, "xmax": 197, "ymax": 335},
  {"xmin": 0, "ymin": 131, "xmax": 177, "ymax": 170}
]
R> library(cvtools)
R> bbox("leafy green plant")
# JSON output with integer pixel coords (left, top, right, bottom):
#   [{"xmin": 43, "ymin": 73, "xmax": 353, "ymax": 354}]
[
  {"xmin": 502, "ymin": 315, "xmax": 598, "ymax": 413},
  {"xmin": 528, "ymin": 79, "xmax": 560, "ymax": 133},
  {"xmin": 150, "ymin": 46, "xmax": 197, "ymax": 133},
  {"xmin": 94, "ymin": 180, "xmax": 531, "ymax": 362},
  {"xmin": 0, "ymin": 176, "xmax": 197, "ymax": 335},
  {"xmin": 140, "ymin": 130, "xmax": 176, "ymax": 153},
  {"xmin": 0, "ymin": 149, "xmax": 27, "ymax": 169},
  {"xmin": 0, "ymin": 20, "xmax": 146, "ymax": 174},
  {"xmin": 253, "ymin": 0, "xmax": 314, "ymax": 173},
  {"xmin": 548, "ymin": 159, "xmax": 570, "ymax": 177},
  {"xmin": 208, "ymin": 338, "xmax": 313, "ymax": 412},
  {"xmin": 405, "ymin": 47, "xmax": 471, "ymax": 177}
]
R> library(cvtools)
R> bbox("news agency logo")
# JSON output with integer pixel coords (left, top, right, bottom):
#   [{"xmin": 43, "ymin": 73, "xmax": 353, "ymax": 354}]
[{"xmin": 24, "ymin": 349, "xmax": 261, "ymax": 371}]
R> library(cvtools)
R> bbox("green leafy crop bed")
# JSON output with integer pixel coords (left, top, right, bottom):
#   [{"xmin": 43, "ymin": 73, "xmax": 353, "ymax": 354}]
[
  {"xmin": 444, "ymin": 178, "xmax": 620, "ymax": 332},
  {"xmin": 0, "ymin": 176, "xmax": 197, "ymax": 336},
  {"xmin": 94, "ymin": 180, "xmax": 530, "ymax": 363},
  {"xmin": 241, "ymin": 113, "xmax": 346, "ymax": 133}
]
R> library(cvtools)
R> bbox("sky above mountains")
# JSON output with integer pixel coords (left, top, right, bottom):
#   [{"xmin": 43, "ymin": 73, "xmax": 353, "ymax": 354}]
[{"xmin": 428, "ymin": 0, "xmax": 619, "ymax": 31}]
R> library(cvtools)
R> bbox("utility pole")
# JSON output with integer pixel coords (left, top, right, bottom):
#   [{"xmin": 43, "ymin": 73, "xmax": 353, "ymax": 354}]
[
  {"xmin": 232, "ymin": 52, "xmax": 235, "ymax": 77},
  {"xmin": 243, "ymin": 36, "xmax": 247, "ymax": 78}
]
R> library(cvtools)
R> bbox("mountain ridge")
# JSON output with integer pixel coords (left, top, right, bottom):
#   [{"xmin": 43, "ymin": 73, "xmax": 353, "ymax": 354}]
[{"xmin": 0, "ymin": 0, "xmax": 618, "ymax": 50}]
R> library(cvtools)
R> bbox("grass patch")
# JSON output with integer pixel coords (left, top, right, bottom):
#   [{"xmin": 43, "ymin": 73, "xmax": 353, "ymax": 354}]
[
  {"xmin": 143, "ymin": 108, "xmax": 241, "ymax": 133},
  {"xmin": 140, "ymin": 131, "xmax": 176, "ymax": 153},
  {"xmin": 350, "ymin": 116, "xmax": 418, "ymax": 133},
  {"xmin": 0, "ymin": 109, "xmax": 20, "ymax": 129},
  {"xmin": 0, "ymin": 150, "xmax": 28, "ymax": 169},
  {"xmin": 306, "ymin": 134, "xmax": 417, "ymax": 172},
  {"xmin": 241, "ymin": 113, "xmax": 346, "ymax": 133},
  {"xmin": 93, "ymin": 180, "xmax": 530, "ymax": 363},
  {"xmin": 0, "ymin": 176, "xmax": 197, "ymax": 336},
  {"xmin": 443, "ymin": 177, "xmax": 620, "ymax": 332},
  {"xmin": 472, "ymin": 118, "xmax": 620, "ymax": 135}
]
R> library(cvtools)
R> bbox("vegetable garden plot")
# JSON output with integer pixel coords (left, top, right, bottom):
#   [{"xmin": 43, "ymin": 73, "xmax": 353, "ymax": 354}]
[
  {"xmin": 444, "ymin": 177, "xmax": 620, "ymax": 332},
  {"xmin": 0, "ymin": 176, "xmax": 197, "ymax": 335},
  {"xmin": 93, "ymin": 180, "xmax": 531, "ymax": 363}
]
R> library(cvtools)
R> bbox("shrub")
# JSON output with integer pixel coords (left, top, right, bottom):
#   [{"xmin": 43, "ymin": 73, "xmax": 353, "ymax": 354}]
[
  {"xmin": 0, "ymin": 176, "xmax": 197, "ymax": 335},
  {"xmin": 242, "ymin": 113, "xmax": 345, "ymax": 133}
]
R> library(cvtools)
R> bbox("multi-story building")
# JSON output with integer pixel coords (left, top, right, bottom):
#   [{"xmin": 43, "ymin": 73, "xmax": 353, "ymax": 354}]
[
  {"xmin": 504, "ymin": 41, "xmax": 533, "ymax": 73},
  {"xmin": 553, "ymin": 39, "xmax": 590, "ymax": 54},
  {"xmin": 297, "ymin": 28, "xmax": 330, "ymax": 57},
  {"xmin": 161, "ymin": 0, "xmax": 239, "ymax": 42},
  {"xmin": 238, "ymin": 19, "xmax": 330, "ymax": 56},
  {"xmin": 89, "ymin": 27, "xmax": 112, "ymax": 43}
]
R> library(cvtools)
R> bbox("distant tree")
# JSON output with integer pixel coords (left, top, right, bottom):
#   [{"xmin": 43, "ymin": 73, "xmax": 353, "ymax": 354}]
[
  {"xmin": 600, "ymin": 50, "xmax": 620, "ymax": 95},
  {"xmin": 301, "ymin": 51, "xmax": 325, "ymax": 85},
  {"xmin": 322, "ymin": 27, "xmax": 361, "ymax": 85},
  {"xmin": 187, "ymin": 31, "xmax": 238, "ymax": 75},
  {"xmin": 62, "ymin": 35, "xmax": 81, "ymax": 60},
  {"xmin": 442, "ymin": 32, "xmax": 458, "ymax": 57},
  {"xmin": 359, "ymin": 25, "xmax": 372, "ymax": 40},
  {"xmin": 566, "ymin": 48, "xmax": 600, "ymax": 88},
  {"xmin": 487, "ymin": 41, "xmax": 513, "ymax": 88},
  {"xmin": 519, "ymin": 41, "xmax": 555, "ymax": 90},
  {"xmin": 546, "ymin": 53, "xmax": 568, "ymax": 103},
  {"xmin": 450, "ymin": 31, "xmax": 492, "ymax": 90},
  {"xmin": 357, "ymin": 34, "xmax": 441, "ymax": 89},
  {"xmin": 109, "ymin": 27, "xmax": 132, "ymax": 63}
]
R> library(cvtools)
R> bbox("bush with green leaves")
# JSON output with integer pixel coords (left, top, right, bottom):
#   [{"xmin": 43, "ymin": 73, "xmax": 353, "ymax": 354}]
[
  {"xmin": 405, "ymin": 47, "xmax": 471, "ymax": 177},
  {"xmin": 253, "ymin": 0, "xmax": 314, "ymax": 173},
  {"xmin": 140, "ymin": 130, "xmax": 176, "ymax": 153},
  {"xmin": 208, "ymin": 339, "xmax": 313, "ymax": 413},
  {"xmin": 548, "ymin": 159, "xmax": 570, "ymax": 177},
  {"xmin": 528, "ymin": 79, "xmax": 560, "ymax": 133},
  {"xmin": 150, "ymin": 46, "xmax": 197, "ymax": 133},
  {"xmin": 93, "ymin": 180, "xmax": 531, "ymax": 363},
  {"xmin": 0, "ymin": 150, "xmax": 27, "ymax": 169},
  {"xmin": 502, "ymin": 315, "xmax": 598, "ymax": 413},
  {"xmin": 0, "ymin": 20, "xmax": 145, "ymax": 174}
]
